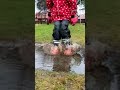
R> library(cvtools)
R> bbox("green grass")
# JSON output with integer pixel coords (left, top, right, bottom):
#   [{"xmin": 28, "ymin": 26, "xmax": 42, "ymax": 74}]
[
  {"xmin": 35, "ymin": 23, "xmax": 85, "ymax": 46},
  {"xmin": 35, "ymin": 70, "xmax": 85, "ymax": 90}
]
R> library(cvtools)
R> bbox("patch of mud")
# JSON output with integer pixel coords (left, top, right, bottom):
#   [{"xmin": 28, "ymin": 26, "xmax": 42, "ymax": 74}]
[{"xmin": 35, "ymin": 43, "xmax": 85, "ymax": 74}]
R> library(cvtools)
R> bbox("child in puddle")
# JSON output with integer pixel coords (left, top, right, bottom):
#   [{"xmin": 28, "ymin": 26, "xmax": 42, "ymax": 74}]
[{"xmin": 46, "ymin": 0, "xmax": 77, "ymax": 55}]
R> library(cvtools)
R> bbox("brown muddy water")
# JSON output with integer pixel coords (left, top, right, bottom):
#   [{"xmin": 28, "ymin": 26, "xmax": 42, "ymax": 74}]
[{"xmin": 35, "ymin": 43, "xmax": 85, "ymax": 74}]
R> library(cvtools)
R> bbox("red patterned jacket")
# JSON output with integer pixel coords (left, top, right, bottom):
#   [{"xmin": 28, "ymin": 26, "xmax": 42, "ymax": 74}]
[{"xmin": 46, "ymin": 0, "xmax": 77, "ymax": 22}]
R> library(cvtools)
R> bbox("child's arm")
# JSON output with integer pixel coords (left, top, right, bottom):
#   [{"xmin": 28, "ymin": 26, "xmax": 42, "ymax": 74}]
[
  {"xmin": 46, "ymin": 0, "xmax": 54, "ymax": 11},
  {"xmin": 68, "ymin": 0, "xmax": 77, "ymax": 17}
]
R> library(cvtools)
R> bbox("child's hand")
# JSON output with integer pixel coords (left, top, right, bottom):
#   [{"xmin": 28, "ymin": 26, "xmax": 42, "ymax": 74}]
[
  {"xmin": 47, "ymin": 11, "xmax": 52, "ymax": 25},
  {"xmin": 47, "ymin": 16, "xmax": 52, "ymax": 25},
  {"xmin": 71, "ymin": 16, "xmax": 78, "ymax": 26}
]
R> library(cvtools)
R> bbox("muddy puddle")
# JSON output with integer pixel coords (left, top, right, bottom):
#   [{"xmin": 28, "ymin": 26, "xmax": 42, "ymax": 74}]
[
  {"xmin": 0, "ymin": 41, "xmax": 34, "ymax": 90},
  {"xmin": 35, "ymin": 44, "xmax": 85, "ymax": 74}
]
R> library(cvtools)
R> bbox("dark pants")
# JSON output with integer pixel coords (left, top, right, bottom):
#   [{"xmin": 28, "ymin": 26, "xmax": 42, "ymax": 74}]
[{"xmin": 52, "ymin": 20, "xmax": 71, "ymax": 40}]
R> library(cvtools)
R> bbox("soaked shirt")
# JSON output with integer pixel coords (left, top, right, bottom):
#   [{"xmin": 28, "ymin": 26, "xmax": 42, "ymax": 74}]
[{"xmin": 46, "ymin": 0, "xmax": 77, "ymax": 22}]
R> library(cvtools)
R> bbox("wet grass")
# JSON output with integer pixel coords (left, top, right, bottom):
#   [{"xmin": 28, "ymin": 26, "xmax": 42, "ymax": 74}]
[
  {"xmin": 35, "ymin": 70, "xmax": 85, "ymax": 90},
  {"xmin": 35, "ymin": 23, "xmax": 85, "ymax": 46}
]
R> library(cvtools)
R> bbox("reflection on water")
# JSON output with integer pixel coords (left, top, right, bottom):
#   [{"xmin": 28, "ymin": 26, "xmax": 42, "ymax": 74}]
[{"xmin": 35, "ymin": 46, "xmax": 85, "ymax": 74}]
